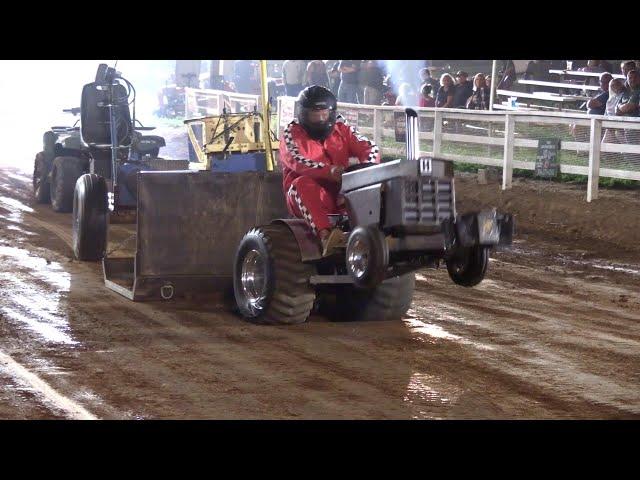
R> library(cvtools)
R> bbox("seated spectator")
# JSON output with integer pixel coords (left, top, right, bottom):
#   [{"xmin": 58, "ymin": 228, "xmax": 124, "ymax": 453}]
[
  {"xmin": 465, "ymin": 73, "xmax": 491, "ymax": 110},
  {"xmin": 524, "ymin": 60, "xmax": 553, "ymax": 92},
  {"xmin": 395, "ymin": 82, "xmax": 419, "ymax": 107},
  {"xmin": 453, "ymin": 71, "xmax": 473, "ymax": 108},
  {"xmin": 568, "ymin": 60, "xmax": 588, "ymax": 70},
  {"xmin": 600, "ymin": 60, "xmax": 614, "ymax": 74},
  {"xmin": 581, "ymin": 60, "xmax": 605, "ymax": 73},
  {"xmin": 586, "ymin": 72, "xmax": 613, "ymax": 115},
  {"xmin": 581, "ymin": 60, "xmax": 606, "ymax": 87},
  {"xmin": 419, "ymin": 67, "xmax": 440, "ymax": 98},
  {"xmin": 435, "ymin": 73, "xmax": 456, "ymax": 108},
  {"xmin": 418, "ymin": 84, "xmax": 435, "ymax": 108}
]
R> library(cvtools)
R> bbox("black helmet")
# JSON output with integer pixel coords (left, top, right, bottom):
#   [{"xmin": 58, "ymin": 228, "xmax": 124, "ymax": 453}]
[{"xmin": 296, "ymin": 85, "xmax": 337, "ymax": 141}]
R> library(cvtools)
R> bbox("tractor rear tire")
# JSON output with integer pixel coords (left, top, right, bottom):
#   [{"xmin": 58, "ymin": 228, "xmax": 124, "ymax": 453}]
[
  {"xmin": 72, "ymin": 174, "xmax": 108, "ymax": 261},
  {"xmin": 328, "ymin": 273, "xmax": 415, "ymax": 322},
  {"xmin": 33, "ymin": 152, "xmax": 51, "ymax": 204},
  {"xmin": 50, "ymin": 156, "xmax": 85, "ymax": 213},
  {"xmin": 234, "ymin": 223, "xmax": 316, "ymax": 325}
]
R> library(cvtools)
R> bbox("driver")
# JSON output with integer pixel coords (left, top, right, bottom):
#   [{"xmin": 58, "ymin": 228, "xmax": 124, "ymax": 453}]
[{"xmin": 279, "ymin": 85, "xmax": 380, "ymax": 254}]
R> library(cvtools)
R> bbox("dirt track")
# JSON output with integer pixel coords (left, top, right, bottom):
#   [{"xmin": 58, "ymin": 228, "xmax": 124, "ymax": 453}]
[{"xmin": 1, "ymin": 167, "xmax": 639, "ymax": 419}]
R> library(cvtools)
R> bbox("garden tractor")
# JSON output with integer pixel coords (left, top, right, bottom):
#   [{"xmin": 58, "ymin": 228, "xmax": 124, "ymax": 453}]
[{"xmin": 99, "ymin": 62, "xmax": 513, "ymax": 324}]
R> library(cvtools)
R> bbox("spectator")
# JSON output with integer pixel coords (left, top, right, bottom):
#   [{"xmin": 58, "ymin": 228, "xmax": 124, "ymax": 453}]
[
  {"xmin": 233, "ymin": 60, "xmax": 256, "ymax": 94},
  {"xmin": 362, "ymin": 60, "xmax": 385, "ymax": 105},
  {"xmin": 582, "ymin": 60, "xmax": 605, "ymax": 73},
  {"xmin": 524, "ymin": 60, "xmax": 553, "ymax": 92},
  {"xmin": 616, "ymin": 70, "xmax": 640, "ymax": 117},
  {"xmin": 357, "ymin": 61, "xmax": 369, "ymax": 105},
  {"xmin": 603, "ymin": 78, "xmax": 626, "ymax": 143},
  {"xmin": 616, "ymin": 70, "xmax": 640, "ymax": 164},
  {"xmin": 382, "ymin": 74, "xmax": 397, "ymax": 106},
  {"xmin": 606, "ymin": 78, "xmax": 626, "ymax": 116},
  {"xmin": 581, "ymin": 60, "xmax": 606, "ymax": 88},
  {"xmin": 497, "ymin": 60, "xmax": 516, "ymax": 90},
  {"xmin": 620, "ymin": 60, "xmax": 636, "ymax": 89},
  {"xmin": 395, "ymin": 82, "xmax": 419, "ymax": 107},
  {"xmin": 568, "ymin": 60, "xmax": 588, "ymax": 70},
  {"xmin": 586, "ymin": 72, "xmax": 613, "ymax": 115},
  {"xmin": 466, "ymin": 73, "xmax": 491, "ymax": 110},
  {"xmin": 418, "ymin": 84, "xmax": 435, "ymax": 108},
  {"xmin": 305, "ymin": 60, "xmax": 329, "ymax": 88},
  {"xmin": 453, "ymin": 71, "xmax": 473, "ymax": 108},
  {"xmin": 435, "ymin": 73, "xmax": 456, "ymax": 108},
  {"xmin": 621, "ymin": 61, "xmax": 636, "ymax": 84},
  {"xmin": 419, "ymin": 67, "xmax": 440, "ymax": 98},
  {"xmin": 282, "ymin": 59, "xmax": 307, "ymax": 97},
  {"xmin": 338, "ymin": 60, "xmax": 362, "ymax": 104},
  {"xmin": 328, "ymin": 61, "xmax": 341, "ymax": 97},
  {"xmin": 600, "ymin": 60, "xmax": 614, "ymax": 74}
]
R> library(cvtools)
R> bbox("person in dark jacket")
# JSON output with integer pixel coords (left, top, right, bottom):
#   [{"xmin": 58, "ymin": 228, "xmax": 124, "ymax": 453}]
[{"xmin": 453, "ymin": 71, "xmax": 473, "ymax": 108}]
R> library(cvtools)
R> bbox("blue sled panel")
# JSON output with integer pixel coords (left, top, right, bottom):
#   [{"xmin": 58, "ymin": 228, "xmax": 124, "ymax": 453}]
[{"xmin": 210, "ymin": 152, "xmax": 266, "ymax": 173}]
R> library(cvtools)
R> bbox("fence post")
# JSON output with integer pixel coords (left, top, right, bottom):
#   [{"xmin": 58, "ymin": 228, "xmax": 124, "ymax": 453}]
[
  {"xmin": 587, "ymin": 117, "xmax": 602, "ymax": 202},
  {"xmin": 432, "ymin": 110, "xmax": 443, "ymax": 157},
  {"xmin": 502, "ymin": 113, "xmax": 515, "ymax": 190},
  {"xmin": 373, "ymin": 107, "xmax": 382, "ymax": 148}
]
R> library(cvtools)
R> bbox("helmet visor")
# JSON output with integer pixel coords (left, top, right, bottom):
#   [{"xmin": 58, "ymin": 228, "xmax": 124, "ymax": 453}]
[{"xmin": 307, "ymin": 108, "xmax": 331, "ymax": 125}]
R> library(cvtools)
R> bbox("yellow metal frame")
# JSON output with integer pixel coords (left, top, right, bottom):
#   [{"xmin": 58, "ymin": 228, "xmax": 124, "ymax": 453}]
[
  {"xmin": 183, "ymin": 60, "xmax": 275, "ymax": 171},
  {"xmin": 185, "ymin": 112, "xmax": 269, "ymax": 170},
  {"xmin": 259, "ymin": 60, "xmax": 275, "ymax": 171}
]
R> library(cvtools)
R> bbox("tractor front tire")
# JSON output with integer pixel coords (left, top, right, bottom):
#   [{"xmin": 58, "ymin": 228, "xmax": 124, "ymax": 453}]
[{"xmin": 72, "ymin": 174, "xmax": 108, "ymax": 261}]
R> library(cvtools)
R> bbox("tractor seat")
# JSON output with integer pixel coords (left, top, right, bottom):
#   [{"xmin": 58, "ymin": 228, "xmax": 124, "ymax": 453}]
[
  {"xmin": 132, "ymin": 134, "xmax": 166, "ymax": 155},
  {"xmin": 62, "ymin": 136, "xmax": 83, "ymax": 150}
]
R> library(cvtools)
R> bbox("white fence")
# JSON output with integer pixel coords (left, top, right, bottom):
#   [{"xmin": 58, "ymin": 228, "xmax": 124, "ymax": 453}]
[
  {"xmin": 184, "ymin": 88, "xmax": 260, "ymax": 118},
  {"xmin": 276, "ymin": 96, "xmax": 640, "ymax": 202}
]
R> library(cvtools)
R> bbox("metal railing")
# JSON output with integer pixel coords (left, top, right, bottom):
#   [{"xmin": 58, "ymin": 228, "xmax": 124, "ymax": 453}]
[{"xmin": 276, "ymin": 96, "xmax": 640, "ymax": 202}]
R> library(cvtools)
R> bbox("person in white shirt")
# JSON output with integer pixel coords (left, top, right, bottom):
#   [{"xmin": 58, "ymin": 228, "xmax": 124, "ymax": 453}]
[
  {"xmin": 282, "ymin": 60, "xmax": 307, "ymax": 97},
  {"xmin": 603, "ymin": 78, "xmax": 626, "ymax": 144}
]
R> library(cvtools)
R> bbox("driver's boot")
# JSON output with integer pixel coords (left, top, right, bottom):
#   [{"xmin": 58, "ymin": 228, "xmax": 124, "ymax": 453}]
[{"xmin": 321, "ymin": 228, "xmax": 347, "ymax": 256}]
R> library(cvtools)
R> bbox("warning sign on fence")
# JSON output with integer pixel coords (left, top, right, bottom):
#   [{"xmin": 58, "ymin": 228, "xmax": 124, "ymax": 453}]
[
  {"xmin": 394, "ymin": 111, "xmax": 406, "ymax": 143},
  {"xmin": 535, "ymin": 138, "xmax": 561, "ymax": 178}
]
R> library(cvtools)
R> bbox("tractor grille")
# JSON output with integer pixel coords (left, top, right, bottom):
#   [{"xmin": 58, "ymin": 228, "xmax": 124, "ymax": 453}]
[{"xmin": 403, "ymin": 178, "xmax": 454, "ymax": 225}]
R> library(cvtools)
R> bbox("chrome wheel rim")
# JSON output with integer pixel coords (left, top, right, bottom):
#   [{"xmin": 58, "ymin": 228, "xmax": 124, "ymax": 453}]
[
  {"xmin": 348, "ymin": 238, "xmax": 369, "ymax": 279},
  {"xmin": 241, "ymin": 249, "xmax": 267, "ymax": 307}
]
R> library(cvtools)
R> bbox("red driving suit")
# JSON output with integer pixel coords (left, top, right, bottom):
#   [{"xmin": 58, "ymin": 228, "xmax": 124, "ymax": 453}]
[{"xmin": 279, "ymin": 115, "xmax": 380, "ymax": 235}]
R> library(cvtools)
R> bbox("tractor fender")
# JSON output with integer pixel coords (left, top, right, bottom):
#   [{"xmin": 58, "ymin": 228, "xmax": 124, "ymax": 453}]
[{"xmin": 270, "ymin": 218, "xmax": 322, "ymax": 262}]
